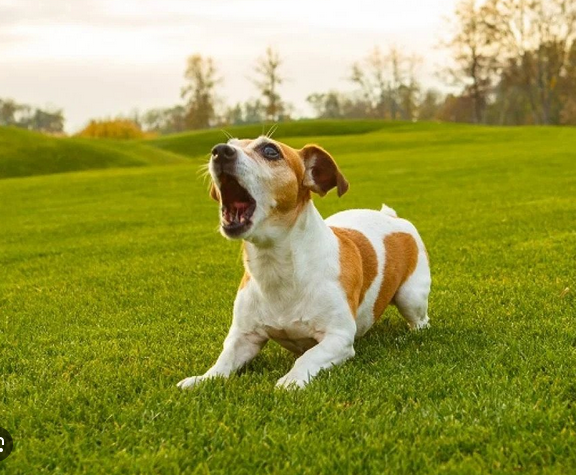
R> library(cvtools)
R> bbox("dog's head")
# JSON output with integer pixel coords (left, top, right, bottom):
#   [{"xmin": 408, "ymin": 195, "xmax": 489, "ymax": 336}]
[{"xmin": 208, "ymin": 136, "xmax": 348, "ymax": 241}]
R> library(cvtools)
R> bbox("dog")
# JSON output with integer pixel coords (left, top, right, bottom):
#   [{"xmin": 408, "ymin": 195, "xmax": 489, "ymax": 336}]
[{"xmin": 178, "ymin": 136, "xmax": 431, "ymax": 390}]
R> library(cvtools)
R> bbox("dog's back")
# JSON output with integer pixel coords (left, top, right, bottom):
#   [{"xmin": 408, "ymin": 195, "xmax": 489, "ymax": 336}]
[{"xmin": 325, "ymin": 205, "xmax": 431, "ymax": 336}]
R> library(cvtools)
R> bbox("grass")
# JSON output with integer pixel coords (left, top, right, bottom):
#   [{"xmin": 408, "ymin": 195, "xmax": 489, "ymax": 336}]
[
  {"xmin": 0, "ymin": 127, "xmax": 186, "ymax": 179},
  {"xmin": 143, "ymin": 119, "xmax": 397, "ymax": 158},
  {"xmin": 0, "ymin": 121, "xmax": 575, "ymax": 473},
  {"xmin": 0, "ymin": 120, "xmax": 389, "ymax": 179}
]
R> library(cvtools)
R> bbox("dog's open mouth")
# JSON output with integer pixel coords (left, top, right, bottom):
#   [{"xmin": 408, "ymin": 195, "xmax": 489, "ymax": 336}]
[{"xmin": 218, "ymin": 174, "xmax": 256, "ymax": 237}]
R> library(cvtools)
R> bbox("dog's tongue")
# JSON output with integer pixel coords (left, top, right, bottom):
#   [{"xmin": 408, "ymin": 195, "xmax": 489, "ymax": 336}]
[{"xmin": 233, "ymin": 202, "xmax": 249, "ymax": 213}]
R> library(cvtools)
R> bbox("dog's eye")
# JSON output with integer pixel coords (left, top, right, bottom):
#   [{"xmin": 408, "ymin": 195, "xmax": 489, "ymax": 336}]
[{"xmin": 261, "ymin": 144, "xmax": 281, "ymax": 160}]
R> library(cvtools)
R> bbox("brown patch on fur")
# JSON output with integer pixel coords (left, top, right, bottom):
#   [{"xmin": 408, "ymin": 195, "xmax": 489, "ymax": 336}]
[
  {"xmin": 373, "ymin": 232, "xmax": 419, "ymax": 320},
  {"xmin": 331, "ymin": 227, "xmax": 378, "ymax": 317},
  {"xmin": 268, "ymin": 143, "xmax": 311, "ymax": 225}
]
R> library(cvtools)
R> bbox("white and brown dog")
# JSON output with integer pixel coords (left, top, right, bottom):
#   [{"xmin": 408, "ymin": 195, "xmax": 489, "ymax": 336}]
[{"xmin": 178, "ymin": 137, "xmax": 431, "ymax": 390}]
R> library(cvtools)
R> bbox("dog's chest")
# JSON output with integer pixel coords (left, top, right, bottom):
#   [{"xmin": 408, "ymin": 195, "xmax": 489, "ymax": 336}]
[
  {"xmin": 246, "ymin": 288, "xmax": 330, "ymax": 354},
  {"xmin": 262, "ymin": 323, "xmax": 323, "ymax": 355}
]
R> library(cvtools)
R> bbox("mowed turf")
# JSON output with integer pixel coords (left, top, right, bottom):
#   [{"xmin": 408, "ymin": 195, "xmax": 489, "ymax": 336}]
[
  {"xmin": 0, "ymin": 122, "xmax": 575, "ymax": 474},
  {"xmin": 0, "ymin": 127, "xmax": 186, "ymax": 179},
  {"xmin": 0, "ymin": 120, "xmax": 388, "ymax": 179}
]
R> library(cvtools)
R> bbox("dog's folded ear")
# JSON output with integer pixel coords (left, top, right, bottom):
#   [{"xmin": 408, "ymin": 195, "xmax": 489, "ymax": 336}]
[
  {"xmin": 300, "ymin": 145, "xmax": 349, "ymax": 197},
  {"xmin": 209, "ymin": 182, "xmax": 220, "ymax": 202}
]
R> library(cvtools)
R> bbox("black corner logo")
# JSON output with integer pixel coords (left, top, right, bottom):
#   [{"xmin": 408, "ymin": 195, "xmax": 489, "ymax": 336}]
[{"xmin": 0, "ymin": 427, "xmax": 13, "ymax": 462}]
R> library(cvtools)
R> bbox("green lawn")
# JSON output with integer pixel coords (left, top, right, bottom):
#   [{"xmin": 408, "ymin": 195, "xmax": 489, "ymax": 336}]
[
  {"xmin": 1, "ymin": 122, "xmax": 575, "ymax": 474},
  {"xmin": 0, "ymin": 120, "xmax": 389, "ymax": 179},
  {"xmin": 0, "ymin": 127, "xmax": 186, "ymax": 179}
]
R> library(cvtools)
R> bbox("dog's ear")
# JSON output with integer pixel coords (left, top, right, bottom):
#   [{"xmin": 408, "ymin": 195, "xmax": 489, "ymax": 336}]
[
  {"xmin": 209, "ymin": 182, "xmax": 220, "ymax": 202},
  {"xmin": 300, "ymin": 145, "xmax": 349, "ymax": 197}
]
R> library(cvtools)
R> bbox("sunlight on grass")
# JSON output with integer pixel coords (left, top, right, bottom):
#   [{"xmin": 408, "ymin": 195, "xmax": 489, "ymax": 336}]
[{"xmin": 1, "ymin": 122, "xmax": 575, "ymax": 474}]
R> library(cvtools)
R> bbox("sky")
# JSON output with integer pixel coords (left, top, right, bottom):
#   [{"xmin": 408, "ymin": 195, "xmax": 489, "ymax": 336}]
[{"xmin": 0, "ymin": 0, "xmax": 458, "ymax": 132}]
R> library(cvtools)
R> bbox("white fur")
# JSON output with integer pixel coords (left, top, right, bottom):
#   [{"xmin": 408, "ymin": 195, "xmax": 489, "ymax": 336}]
[{"xmin": 178, "ymin": 139, "xmax": 431, "ymax": 390}]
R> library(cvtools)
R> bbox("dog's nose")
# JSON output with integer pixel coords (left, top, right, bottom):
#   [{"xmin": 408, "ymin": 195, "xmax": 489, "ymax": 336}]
[{"xmin": 211, "ymin": 144, "xmax": 237, "ymax": 161}]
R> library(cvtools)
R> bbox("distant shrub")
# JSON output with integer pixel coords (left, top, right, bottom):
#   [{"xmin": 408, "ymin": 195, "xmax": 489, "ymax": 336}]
[{"xmin": 77, "ymin": 119, "xmax": 148, "ymax": 139}]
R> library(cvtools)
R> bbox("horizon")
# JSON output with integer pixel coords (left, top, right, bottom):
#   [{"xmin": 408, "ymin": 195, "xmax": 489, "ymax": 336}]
[{"xmin": 0, "ymin": 0, "xmax": 458, "ymax": 133}]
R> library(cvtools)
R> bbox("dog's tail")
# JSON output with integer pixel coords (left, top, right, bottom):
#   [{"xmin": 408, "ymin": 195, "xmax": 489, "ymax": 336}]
[{"xmin": 380, "ymin": 204, "xmax": 398, "ymax": 218}]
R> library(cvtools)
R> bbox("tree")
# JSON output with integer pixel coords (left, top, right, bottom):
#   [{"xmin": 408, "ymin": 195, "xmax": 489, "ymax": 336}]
[
  {"xmin": 0, "ymin": 99, "xmax": 19, "ymax": 126},
  {"xmin": 350, "ymin": 47, "xmax": 389, "ymax": 118},
  {"xmin": 487, "ymin": 57, "xmax": 536, "ymax": 124},
  {"xmin": 418, "ymin": 89, "xmax": 444, "ymax": 121},
  {"xmin": 307, "ymin": 92, "xmax": 343, "ymax": 119},
  {"xmin": 350, "ymin": 46, "xmax": 422, "ymax": 120},
  {"xmin": 222, "ymin": 99, "xmax": 265, "ymax": 125},
  {"xmin": 0, "ymin": 98, "xmax": 64, "ymax": 133},
  {"xmin": 25, "ymin": 108, "xmax": 65, "ymax": 133},
  {"xmin": 443, "ymin": 0, "xmax": 501, "ymax": 123},
  {"xmin": 397, "ymin": 54, "xmax": 422, "ymax": 121},
  {"xmin": 559, "ymin": 41, "xmax": 576, "ymax": 124},
  {"xmin": 252, "ymin": 47, "xmax": 286, "ymax": 122},
  {"xmin": 141, "ymin": 106, "xmax": 187, "ymax": 134},
  {"xmin": 436, "ymin": 94, "xmax": 476, "ymax": 122},
  {"xmin": 493, "ymin": 0, "xmax": 576, "ymax": 124},
  {"xmin": 181, "ymin": 54, "xmax": 220, "ymax": 129}
]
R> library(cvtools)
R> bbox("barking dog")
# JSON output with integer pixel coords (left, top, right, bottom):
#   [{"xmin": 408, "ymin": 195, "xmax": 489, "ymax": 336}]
[{"xmin": 178, "ymin": 137, "xmax": 431, "ymax": 390}]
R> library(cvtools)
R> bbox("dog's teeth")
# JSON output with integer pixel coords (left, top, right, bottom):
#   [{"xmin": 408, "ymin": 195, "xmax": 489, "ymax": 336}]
[{"xmin": 240, "ymin": 215, "xmax": 246, "ymax": 224}]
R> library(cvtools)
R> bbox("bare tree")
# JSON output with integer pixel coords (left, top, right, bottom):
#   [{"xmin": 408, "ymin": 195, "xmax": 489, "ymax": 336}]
[
  {"xmin": 397, "ymin": 53, "xmax": 422, "ymax": 121},
  {"xmin": 351, "ymin": 47, "xmax": 389, "ymax": 118},
  {"xmin": 181, "ymin": 54, "xmax": 220, "ymax": 129},
  {"xmin": 388, "ymin": 47, "xmax": 404, "ymax": 120},
  {"xmin": 443, "ymin": 0, "xmax": 501, "ymax": 123},
  {"xmin": 350, "ymin": 46, "xmax": 422, "ymax": 120},
  {"xmin": 253, "ymin": 47, "xmax": 286, "ymax": 121}
]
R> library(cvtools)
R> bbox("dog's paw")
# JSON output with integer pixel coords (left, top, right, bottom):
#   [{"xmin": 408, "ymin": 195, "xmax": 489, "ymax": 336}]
[
  {"xmin": 412, "ymin": 316, "xmax": 430, "ymax": 330},
  {"xmin": 275, "ymin": 374, "xmax": 308, "ymax": 390},
  {"xmin": 177, "ymin": 376, "xmax": 205, "ymax": 390}
]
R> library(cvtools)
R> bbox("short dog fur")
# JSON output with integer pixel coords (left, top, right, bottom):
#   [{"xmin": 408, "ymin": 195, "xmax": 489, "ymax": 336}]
[{"xmin": 178, "ymin": 136, "xmax": 431, "ymax": 390}]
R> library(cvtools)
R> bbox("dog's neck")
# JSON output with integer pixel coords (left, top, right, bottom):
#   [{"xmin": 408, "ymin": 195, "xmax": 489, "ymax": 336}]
[{"xmin": 242, "ymin": 201, "xmax": 335, "ymax": 292}]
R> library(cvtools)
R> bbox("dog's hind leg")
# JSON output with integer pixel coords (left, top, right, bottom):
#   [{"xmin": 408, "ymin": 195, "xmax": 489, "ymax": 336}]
[{"xmin": 393, "ymin": 253, "xmax": 431, "ymax": 330}]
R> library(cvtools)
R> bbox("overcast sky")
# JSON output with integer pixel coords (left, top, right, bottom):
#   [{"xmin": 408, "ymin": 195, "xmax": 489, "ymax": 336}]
[{"xmin": 0, "ymin": 0, "xmax": 458, "ymax": 132}]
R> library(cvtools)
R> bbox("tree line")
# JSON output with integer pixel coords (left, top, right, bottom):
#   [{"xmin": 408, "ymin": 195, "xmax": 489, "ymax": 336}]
[
  {"xmin": 135, "ymin": 47, "xmax": 290, "ymax": 135},
  {"xmin": 0, "ymin": 98, "xmax": 65, "ymax": 133},
  {"xmin": 137, "ymin": 0, "xmax": 575, "ymax": 134},
  {"xmin": 444, "ymin": 0, "xmax": 576, "ymax": 125}
]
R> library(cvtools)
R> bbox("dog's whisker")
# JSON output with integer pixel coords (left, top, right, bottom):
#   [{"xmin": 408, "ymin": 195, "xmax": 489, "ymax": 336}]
[
  {"xmin": 197, "ymin": 162, "xmax": 210, "ymax": 174},
  {"xmin": 197, "ymin": 162, "xmax": 212, "ymax": 183}
]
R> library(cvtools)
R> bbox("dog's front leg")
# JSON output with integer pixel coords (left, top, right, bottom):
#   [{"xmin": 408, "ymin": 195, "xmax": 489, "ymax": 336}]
[
  {"xmin": 178, "ymin": 329, "xmax": 267, "ymax": 390},
  {"xmin": 276, "ymin": 332, "xmax": 355, "ymax": 389}
]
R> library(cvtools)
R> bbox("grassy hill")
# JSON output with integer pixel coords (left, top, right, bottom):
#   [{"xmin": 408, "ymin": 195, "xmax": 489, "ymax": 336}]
[
  {"xmin": 0, "ymin": 122, "xmax": 575, "ymax": 474},
  {"xmin": 0, "ymin": 120, "xmax": 393, "ymax": 179},
  {"xmin": 143, "ymin": 119, "xmax": 395, "ymax": 158},
  {"xmin": 0, "ymin": 126, "xmax": 187, "ymax": 179}
]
